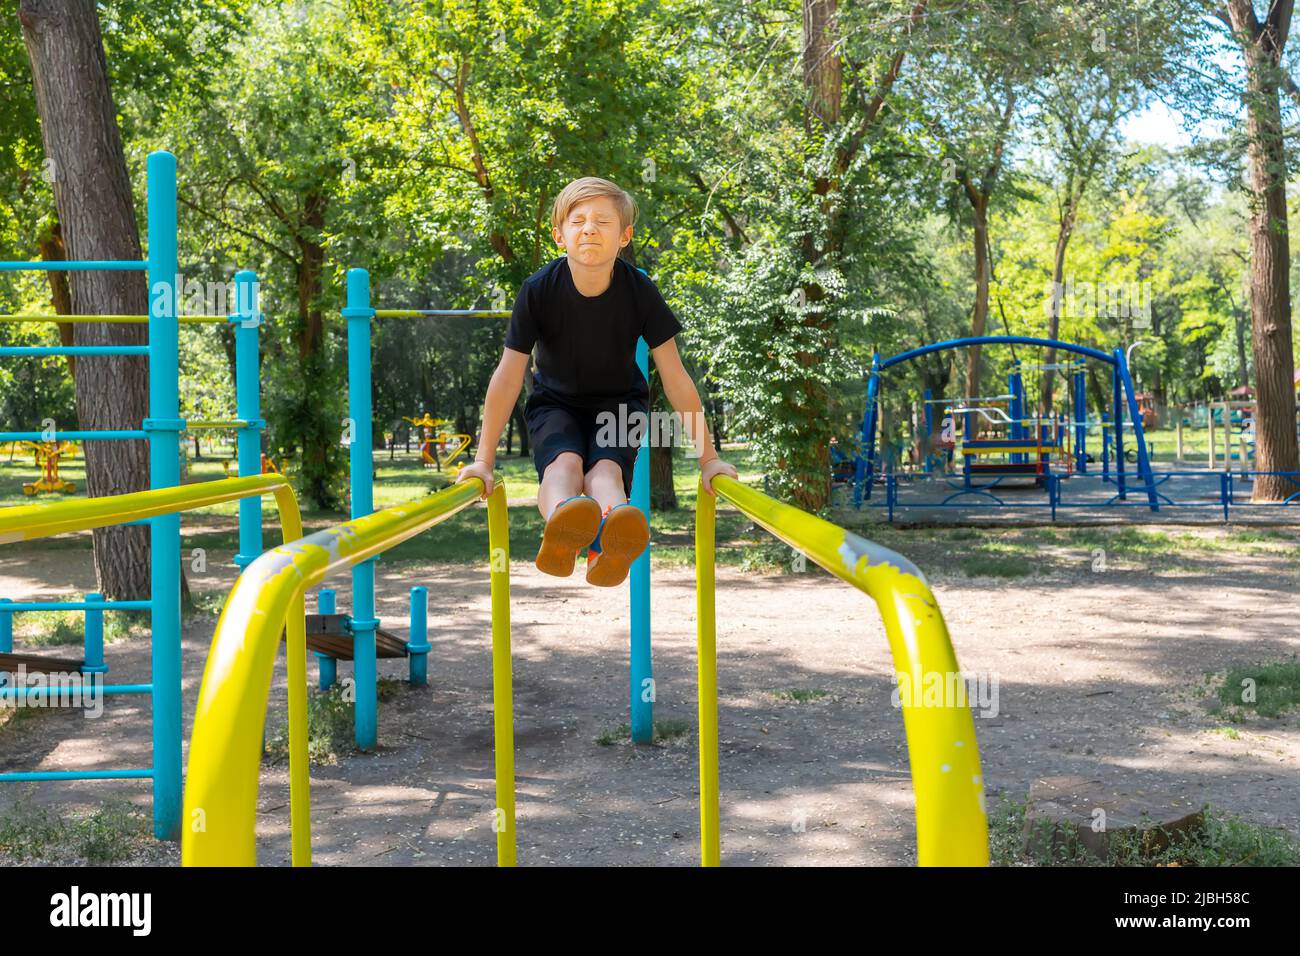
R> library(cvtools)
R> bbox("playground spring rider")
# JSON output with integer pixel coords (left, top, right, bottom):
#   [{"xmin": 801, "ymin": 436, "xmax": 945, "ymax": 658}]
[{"xmin": 21, "ymin": 440, "xmax": 78, "ymax": 495}]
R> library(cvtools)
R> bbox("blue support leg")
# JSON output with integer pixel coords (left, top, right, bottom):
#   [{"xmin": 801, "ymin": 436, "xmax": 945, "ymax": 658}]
[
  {"xmin": 629, "ymin": 337, "xmax": 653, "ymax": 744},
  {"xmin": 317, "ymin": 588, "xmax": 337, "ymax": 691},
  {"xmin": 345, "ymin": 268, "xmax": 379, "ymax": 750},
  {"xmin": 1116, "ymin": 348, "xmax": 1159, "ymax": 512},
  {"xmin": 146, "ymin": 150, "xmax": 182, "ymax": 841},
  {"xmin": 407, "ymin": 586, "xmax": 430, "ymax": 686}
]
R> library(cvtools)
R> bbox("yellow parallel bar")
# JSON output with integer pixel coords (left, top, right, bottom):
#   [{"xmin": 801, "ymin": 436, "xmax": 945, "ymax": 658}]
[
  {"xmin": 487, "ymin": 484, "xmax": 516, "ymax": 866},
  {"xmin": 184, "ymin": 420, "xmax": 247, "ymax": 430},
  {"xmin": 0, "ymin": 474, "xmax": 298, "ymax": 544},
  {"xmin": 182, "ymin": 477, "xmax": 514, "ymax": 867},
  {"xmin": 0, "ymin": 314, "xmax": 226, "ymax": 324},
  {"xmin": 373, "ymin": 309, "xmax": 510, "ymax": 319},
  {"xmin": 696, "ymin": 474, "xmax": 989, "ymax": 867},
  {"xmin": 695, "ymin": 489, "xmax": 721, "ymax": 866}
]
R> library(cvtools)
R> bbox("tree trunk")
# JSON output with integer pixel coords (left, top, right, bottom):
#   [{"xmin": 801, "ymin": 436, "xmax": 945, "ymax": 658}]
[
  {"xmin": 36, "ymin": 218, "xmax": 76, "ymax": 379},
  {"xmin": 965, "ymin": 191, "xmax": 991, "ymax": 406},
  {"xmin": 1234, "ymin": 304, "xmax": 1249, "ymax": 387},
  {"xmin": 648, "ymin": 371, "xmax": 676, "ymax": 508},
  {"xmin": 19, "ymin": 0, "xmax": 151, "ymax": 599},
  {"xmin": 1042, "ymin": 192, "xmax": 1078, "ymax": 409},
  {"xmin": 293, "ymin": 190, "xmax": 338, "ymax": 507},
  {"xmin": 1228, "ymin": 0, "xmax": 1300, "ymax": 500},
  {"xmin": 512, "ymin": 400, "xmax": 529, "ymax": 456}
]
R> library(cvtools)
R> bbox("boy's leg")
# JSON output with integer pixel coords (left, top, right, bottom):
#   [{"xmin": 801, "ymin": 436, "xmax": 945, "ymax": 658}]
[
  {"xmin": 539, "ymin": 452, "xmax": 586, "ymax": 519},
  {"xmin": 582, "ymin": 458, "xmax": 627, "ymax": 512},
  {"xmin": 583, "ymin": 451, "xmax": 648, "ymax": 588}
]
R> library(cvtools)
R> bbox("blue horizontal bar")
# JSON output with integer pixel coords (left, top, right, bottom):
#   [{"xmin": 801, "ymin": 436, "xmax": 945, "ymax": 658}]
[
  {"xmin": 0, "ymin": 430, "xmax": 147, "ymax": 441},
  {"xmin": 0, "ymin": 600, "xmax": 151, "ymax": 612},
  {"xmin": 880, "ymin": 336, "xmax": 1115, "ymax": 371},
  {"xmin": 0, "ymin": 261, "xmax": 145, "ymax": 272},
  {"xmin": 0, "ymin": 346, "xmax": 149, "ymax": 357},
  {"xmin": 0, "ymin": 684, "xmax": 152, "ymax": 699},
  {"xmin": 0, "ymin": 768, "xmax": 152, "ymax": 782}
]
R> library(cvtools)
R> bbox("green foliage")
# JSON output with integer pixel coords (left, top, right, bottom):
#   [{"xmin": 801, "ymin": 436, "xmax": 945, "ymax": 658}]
[
  {"xmin": 0, "ymin": 794, "xmax": 152, "ymax": 865},
  {"xmin": 1216, "ymin": 658, "xmax": 1300, "ymax": 719}
]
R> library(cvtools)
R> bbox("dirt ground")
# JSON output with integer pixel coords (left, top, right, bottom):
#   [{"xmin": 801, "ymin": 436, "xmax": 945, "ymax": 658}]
[{"xmin": 1, "ymin": 520, "xmax": 1297, "ymax": 866}]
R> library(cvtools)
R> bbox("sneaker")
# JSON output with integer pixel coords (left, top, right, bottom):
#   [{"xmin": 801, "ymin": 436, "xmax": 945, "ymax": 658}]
[
  {"xmin": 534, "ymin": 495, "xmax": 602, "ymax": 577},
  {"xmin": 585, "ymin": 504, "xmax": 650, "ymax": 588}
]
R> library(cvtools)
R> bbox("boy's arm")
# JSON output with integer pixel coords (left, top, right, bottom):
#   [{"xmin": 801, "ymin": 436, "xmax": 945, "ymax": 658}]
[
  {"xmin": 457, "ymin": 348, "xmax": 529, "ymax": 496},
  {"xmin": 649, "ymin": 336, "xmax": 738, "ymax": 495}
]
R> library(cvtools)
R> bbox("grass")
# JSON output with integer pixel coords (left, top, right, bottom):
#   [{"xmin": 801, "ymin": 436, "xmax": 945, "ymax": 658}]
[
  {"xmin": 769, "ymin": 688, "xmax": 831, "ymax": 703},
  {"xmin": 12, "ymin": 602, "xmax": 145, "ymax": 648},
  {"xmin": 263, "ymin": 677, "xmax": 413, "ymax": 766},
  {"xmin": 988, "ymin": 794, "xmax": 1300, "ymax": 866},
  {"xmin": 0, "ymin": 793, "xmax": 152, "ymax": 864},
  {"xmin": 595, "ymin": 718, "xmax": 692, "ymax": 746},
  {"xmin": 1213, "ymin": 658, "xmax": 1300, "ymax": 720}
]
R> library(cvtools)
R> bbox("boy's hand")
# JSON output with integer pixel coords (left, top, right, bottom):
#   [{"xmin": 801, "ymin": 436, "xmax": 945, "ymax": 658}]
[
  {"xmin": 456, "ymin": 461, "xmax": 495, "ymax": 499},
  {"xmin": 699, "ymin": 457, "xmax": 738, "ymax": 496}
]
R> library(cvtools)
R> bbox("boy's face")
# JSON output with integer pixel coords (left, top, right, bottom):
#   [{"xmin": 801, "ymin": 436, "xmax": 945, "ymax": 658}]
[{"xmin": 554, "ymin": 196, "xmax": 632, "ymax": 267}]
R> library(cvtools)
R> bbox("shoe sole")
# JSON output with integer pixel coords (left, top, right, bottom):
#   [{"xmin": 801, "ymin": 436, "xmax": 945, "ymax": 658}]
[
  {"xmin": 586, "ymin": 506, "xmax": 650, "ymax": 588},
  {"xmin": 535, "ymin": 497, "xmax": 602, "ymax": 577}
]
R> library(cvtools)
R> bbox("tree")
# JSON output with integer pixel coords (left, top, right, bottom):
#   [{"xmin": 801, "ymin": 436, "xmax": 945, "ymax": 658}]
[
  {"xmin": 1218, "ymin": 0, "xmax": 1300, "ymax": 500},
  {"xmin": 18, "ymin": 0, "xmax": 151, "ymax": 598}
]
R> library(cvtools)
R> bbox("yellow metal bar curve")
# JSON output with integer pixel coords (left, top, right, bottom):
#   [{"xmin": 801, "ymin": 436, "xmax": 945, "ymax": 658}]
[
  {"xmin": 696, "ymin": 474, "xmax": 989, "ymax": 867},
  {"xmin": 181, "ymin": 479, "xmax": 515, "ymax": 867},
  {"xmin": 0, "ymin": 474, "xmax": 300, "ymax": 544}
]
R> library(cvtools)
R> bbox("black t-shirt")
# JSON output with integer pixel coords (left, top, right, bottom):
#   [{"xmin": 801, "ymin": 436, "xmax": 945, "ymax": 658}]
[{"xmin": 504, "ymin": 256, "xmax": 682, "ymax": 407}]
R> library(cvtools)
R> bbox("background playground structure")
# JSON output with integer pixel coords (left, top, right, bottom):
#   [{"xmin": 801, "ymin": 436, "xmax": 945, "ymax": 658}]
[
  {"xmin": 841, "ymin": 336, "xmax": 1300, "ymax": 523},
  {"xmin": 0, "ymin": 152, "xmax": 273, "ymax": 841},
  {"xmin": 402, "ymin": 413, "xmax": 471, "ymax": 476},
  {"xmin": 15, "ymin": 440, "xmax": 78, "ymax": 496}
]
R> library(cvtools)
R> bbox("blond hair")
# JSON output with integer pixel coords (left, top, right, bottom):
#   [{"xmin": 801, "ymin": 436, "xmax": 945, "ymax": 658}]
[{"xmin": 550, "ymin": 177, "xmax": 638, "ymax": 233}]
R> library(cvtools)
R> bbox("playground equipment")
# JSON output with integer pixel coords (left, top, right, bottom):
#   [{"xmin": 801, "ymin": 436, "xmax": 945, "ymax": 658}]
[
  {"xmin": 853, "ymin": 335, "xmax": 1160, "ymax": 514},
  {"xmin": 181, "ymin": 477, "xmax": 513, "ymax": 866},
  {"xmin": 321, "ymin": 271, "xmax": 656, "ymax": 750},
  {"xmin": 851, "ymin": 336, "xmax": 1300, "ymax": 521},
  {"xmin": 0, "ymin": 151, "xmax": 272, "ymax": 840},
  {"xmin": 696, "ymin": 475, "xmax": 987, "ymax": 865},
  {"xmin": 179, "ymin": 469, "xmax": 986, "ymax": 866},
  {"xmin": 20, "ymin": 440, "xmax": 78, "ymax": 495},
  {"xmin": 404, "ymin": 412, "xmax": 471, "ymax": 474}
]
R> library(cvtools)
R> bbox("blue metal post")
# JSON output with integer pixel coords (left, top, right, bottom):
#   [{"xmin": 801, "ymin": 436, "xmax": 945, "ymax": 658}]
[
  {"xmin": 82, "ymin": 593, "xmax": 107, "ymax": 677},
  {"xmin": 1112, "ymin": 365, "xmax": 1126, "ymax": 500},
  {"xmin": 145, "ymin": 151, "xmax": 182, "ymax": 841},
  {"xmin": 629, "ymin": 337, "xmax": 653, "ymax": 744},
  {"xmin": 0, "ymin": 599, "xmax": 11, "ymax": 688},
  {"xmin": 1101, "ymin": 412, "xmax": 1110, "ymax": 481},
  {"xmin": 1009, "ymin": 361, "xmax": 1024, "ymax": 463},
  {"xmin": 345, "ymin": 269, "xmax": 379, "ymax": 750},
  {"xmin": 317, "ymin": 589, "xmax": 337, "ymax": 691},
  {"xmin": 407, "ymin": 586, "xmax": 429, "ymax": 686},
  {"xmin": 232, "ymin": 271, "xmax": 263, "ymax": 572},
  {"xmin": 1073, "ymin": 365, "xmax": 1087, "ymax": 473},
  {"xmin": 856, "ymin": 356, "xmax": 880, "ymax": 505},
  {"xmin": 1116, "ymin": 348, "xmax": 1159, "ymax": 512},
  {"xmin": 922, "ymin": 388, "xmax": 934, "ymax": 474}
]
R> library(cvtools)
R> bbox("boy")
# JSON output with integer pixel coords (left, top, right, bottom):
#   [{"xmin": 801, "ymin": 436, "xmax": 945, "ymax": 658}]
[{"xmin": 457, "ymin": 176, "xmax": 736, "ymax": 587}]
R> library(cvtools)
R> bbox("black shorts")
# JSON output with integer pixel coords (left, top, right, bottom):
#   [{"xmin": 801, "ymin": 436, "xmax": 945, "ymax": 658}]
[{"xmin": 525, "ymin": 388, "xmax": 645, "ymax": 498}]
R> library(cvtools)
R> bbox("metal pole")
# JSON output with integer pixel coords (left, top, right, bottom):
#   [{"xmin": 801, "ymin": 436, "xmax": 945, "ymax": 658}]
[
  {"xmin": 629, "ymin": 337, "xmax": 653, "ymax": 743},
  {"xmin": 408, "ymin": 586, "xmax": 429, "ymax": 686},
  {"xmin": 1112, "ymin": 366, "xmax": 1126, "ymax": 499},
  {"xmin": 232, "ymin": 271, "xmax": 263, "ymax": 573},
  {"xmin": 345, "ymin": 268, "xmax": 379, "ymax": 750},
  {"xmin": 146, "ymin": 150, "xmax": 182, "ymax": 841},
  {"xmin": 317, "ymin": 588, "xmax": 337, "ymax": 691},
  {"xmin": 83, "ymin": 592, "xmax": 107, "ymax": 677}
]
